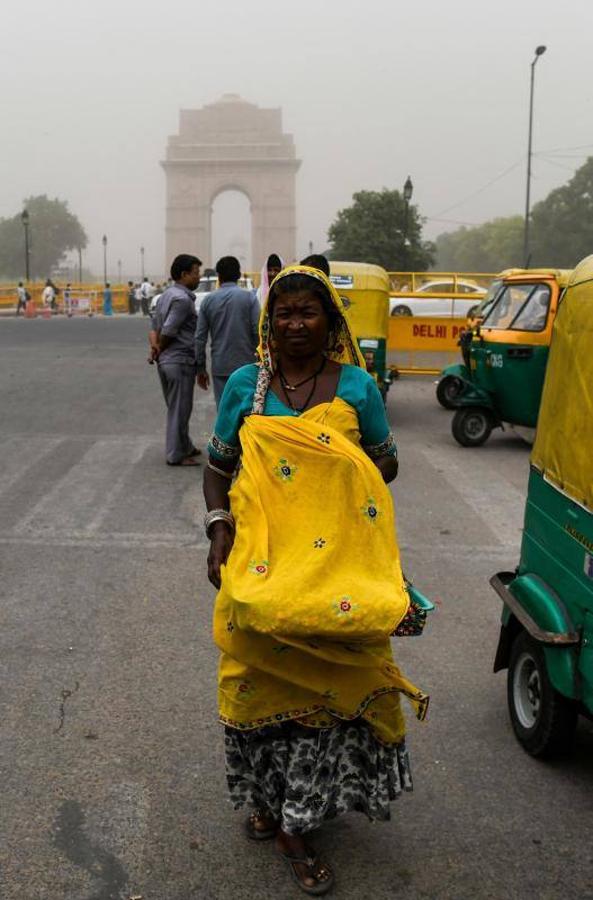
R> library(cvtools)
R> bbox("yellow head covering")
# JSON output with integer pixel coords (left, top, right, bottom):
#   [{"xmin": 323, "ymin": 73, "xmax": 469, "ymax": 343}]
[{"xmin": 256, "ymin": 264, "xmax": 366, "ymax": 371}]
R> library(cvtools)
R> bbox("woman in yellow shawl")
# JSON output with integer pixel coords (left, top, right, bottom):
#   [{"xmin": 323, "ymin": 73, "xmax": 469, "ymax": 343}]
[{"xmin": 203, "ymin": 265, "xmax": 428, "ymax": 895}]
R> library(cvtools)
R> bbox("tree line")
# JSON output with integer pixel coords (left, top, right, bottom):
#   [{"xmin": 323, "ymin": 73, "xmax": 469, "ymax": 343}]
[{"xmin": 435, "ymin": 157, "xmax": 593, "ymax": 271}]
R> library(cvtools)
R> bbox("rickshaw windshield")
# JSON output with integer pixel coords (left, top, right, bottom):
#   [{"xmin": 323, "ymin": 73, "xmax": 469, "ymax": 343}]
[
  {"xmin": 482, "ymin": 282, "xmax": 551, "ymax": 332},
  {"xmin": 474, "ymin": 278, "xmax": 503, "ymax": 318}
]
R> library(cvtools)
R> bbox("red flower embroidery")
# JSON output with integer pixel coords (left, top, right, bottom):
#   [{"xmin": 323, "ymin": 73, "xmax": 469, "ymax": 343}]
[
  {"xmin": 238, "ymin": 683, "xmax": 249, "ymax": 693},
  {"xmin": 340, "ymin": 599, "xmax": 352, "ymax": 612},
  {"xmin": 255, "ymin": 565, "xmax": 267, "ymax": 574}
]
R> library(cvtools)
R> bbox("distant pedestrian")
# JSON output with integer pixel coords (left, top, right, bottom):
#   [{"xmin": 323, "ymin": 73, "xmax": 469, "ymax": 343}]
[
  {"xmin": 16, "ymin": 282, "xmax": 28, "ymax": 316},
  {"xmin": 64, "ymin": 283, "xmax": 72, "ymax": 316},
  {"xmin": 127, "ymin": 281, "xmax": 136, "ymax": 315},
  {"xmin": 134, "ymin": 283, "xmax": 143, "ymax": 314},
  {"xmin": 300, "ymin": 253, "xmax": 330, "ymax": 277},
  {"xmin": 195, "ymin": 255, "xmax": 260, "ymax": 408},
  {"xmin": 254, "ymin": 253, "xmax": 283, "ymax": 305},
  {"xmin": 103, "ymin": 283, "xmax": 113, "ymax": 316},
  {"xmin": 140, "ymin": 277, "xmax": 154, "ymax": 316},
  {"xmin": 42, "ymin": 279, "xmax": 55, "ymax": 310},
  {"xmin": 151, "ymin": 253, "xmax": 203, "ymax": 466}
]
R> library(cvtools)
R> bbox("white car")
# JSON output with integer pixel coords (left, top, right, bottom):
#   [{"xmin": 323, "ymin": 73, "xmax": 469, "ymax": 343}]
[{"xmin": 389, "ymin": 280, "xmax": 487, "ymax": 317}]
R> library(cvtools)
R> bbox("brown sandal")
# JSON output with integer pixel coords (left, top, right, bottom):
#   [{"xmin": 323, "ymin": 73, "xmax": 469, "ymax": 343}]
[
  {"xmin": 245, "ymin": 810, "xmax": 278, "ymax": 841},
  {"xmin": 277, "ymin": 843, "xmax": 334, "ymax": 895}
]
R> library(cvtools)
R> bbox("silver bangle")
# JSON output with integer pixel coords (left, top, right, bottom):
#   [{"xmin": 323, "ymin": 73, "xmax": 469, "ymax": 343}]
[
  {"xmin": 204, "ymin": 508, "xmax": 235, "ymax": 539},
  {"xmin": 207, "ymin": 461, "xmax": 234, "ymax": 481}
]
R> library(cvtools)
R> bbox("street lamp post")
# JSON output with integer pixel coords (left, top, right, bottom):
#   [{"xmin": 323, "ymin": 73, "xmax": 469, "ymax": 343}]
[
  {"xmin": 117, "ymin": 259, "xmax": 122, "ymax": 283},
  {"xmin": 102, "ymin": 235, "xmax": 108, "ymax": 286},
  {"xmin": 21, "ymin": 209, "xmax": 30, "ymax": 281},
  {"xmin": 140, "ymin": 246, "xmax": 145, "ymax": 280},
  {"xmin": 78, "ymin": 247, "xmax": 83, "ymax": 283},
  {"xmin": 523, "ymin": 44, "xmax": 547, "ymax": 266},
  {"xmin": 402, "ymin": 176, "xmax": 413, "ymax": 271}
]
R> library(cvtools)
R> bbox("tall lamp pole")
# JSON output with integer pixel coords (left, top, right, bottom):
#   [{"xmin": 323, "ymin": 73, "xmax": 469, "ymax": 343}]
[
  {"xmin": 117, "ymin": 259, "xmax": 122, "ymax": 283},
  {"xmin": 140, "ymin": 246, "xmax": 145, "ymax": 280},
  {"xmin": 78, "ymin": 247, "xmax": 83, "ymax": 283},
  {"xmin": 402, "ymin": 176, "xmax": 413, "ymax": 270},
  {"xmin": 102, "ymin": 235, "xmax": 108, "ymax": 286},
  {"xmin": 21, "ymin": 209, "xmax": 30, "ymax": 281},
  {"xmin": 523, "ymin": 44, "xmax": 547, "ymax": 266}
]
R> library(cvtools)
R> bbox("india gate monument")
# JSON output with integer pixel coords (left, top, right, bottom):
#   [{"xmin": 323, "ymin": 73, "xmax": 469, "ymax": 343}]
[{"xmin": 162, "ymin": 94, "xmax": 301, "ymax": 268}]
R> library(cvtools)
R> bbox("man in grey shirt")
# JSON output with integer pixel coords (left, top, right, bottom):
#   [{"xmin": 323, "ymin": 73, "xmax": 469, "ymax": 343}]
[
  {"xmin": 150, "ymin": 253, "xmax": 202, "ymax": 466},
  {"xmin": 195, "ymin": 256, "xmax": 260, "ymax": 407}
]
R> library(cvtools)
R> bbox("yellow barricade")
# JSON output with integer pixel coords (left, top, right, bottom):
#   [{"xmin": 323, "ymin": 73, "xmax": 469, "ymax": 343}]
[{"xmin": 388, "ymin": 316, "xmax": 468, "ymax": 376}]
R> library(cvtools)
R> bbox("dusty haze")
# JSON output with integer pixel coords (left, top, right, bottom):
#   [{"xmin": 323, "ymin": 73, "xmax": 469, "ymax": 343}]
[{"xmin": 2, "ymin": 0, "xmax": 592, "ymax": 275}]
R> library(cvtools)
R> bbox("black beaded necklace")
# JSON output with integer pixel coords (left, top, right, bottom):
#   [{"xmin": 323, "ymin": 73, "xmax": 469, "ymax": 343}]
[{"xmin": 278, "ymin": 357, "xmax": 326, "ymax": 414}]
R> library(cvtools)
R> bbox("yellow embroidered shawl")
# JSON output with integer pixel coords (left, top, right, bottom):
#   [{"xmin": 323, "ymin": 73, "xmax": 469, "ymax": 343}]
[{"xmin": 213, "ymin": 265, "xmax": 428, "ymax": 745}]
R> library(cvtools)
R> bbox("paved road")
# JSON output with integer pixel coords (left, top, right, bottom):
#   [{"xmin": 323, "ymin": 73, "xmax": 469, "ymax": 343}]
[{"xmin": 1, "ymin": 317, "xmax": 592, "ymax": 900}]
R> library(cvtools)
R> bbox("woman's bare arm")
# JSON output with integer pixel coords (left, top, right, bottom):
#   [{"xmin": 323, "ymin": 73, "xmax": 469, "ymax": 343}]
[{"xmin": 203, "ymin": 459, "xmax": 236, "ymax": 589}]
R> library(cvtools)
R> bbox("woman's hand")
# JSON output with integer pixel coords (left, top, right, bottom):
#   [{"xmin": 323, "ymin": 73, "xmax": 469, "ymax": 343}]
[
  {"xmin": 374, "ymin": 455, "xmax": 399, "ymax": 484},
  {"xmin": 207, "ymin": 522, "xmax": 235, "ymax": 589}
]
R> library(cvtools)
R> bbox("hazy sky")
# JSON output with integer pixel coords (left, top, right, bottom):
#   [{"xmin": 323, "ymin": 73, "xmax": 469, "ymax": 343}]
[{"xmin": 2, "ymin": 0, "xmax": 592, "ymax": 276}]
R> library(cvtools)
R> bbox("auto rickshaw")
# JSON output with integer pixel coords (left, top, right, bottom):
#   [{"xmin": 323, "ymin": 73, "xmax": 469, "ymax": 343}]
[
  {"xmin": 490, "ymin": 254, "xmax": 593, "ymax": 757},
  {"xmin": 329, "ymin": 261, "xmax": 391, "ymax": 400},
  {"xmin": 435, "ymin": 268, "xmax": 572, "ymax": 445}
]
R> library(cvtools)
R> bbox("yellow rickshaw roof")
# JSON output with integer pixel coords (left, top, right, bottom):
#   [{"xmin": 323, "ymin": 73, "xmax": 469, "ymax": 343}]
[
  {"xmin": 503, "ymin": 268, "xmax": 573, "ymax": 287},
  {"xmin": 531, "ymin": 254, "xmax": 593, "ymax": 509},
  {"xmin": 330, "ymin": 261, "xmax": 391, "ymax": 292}
]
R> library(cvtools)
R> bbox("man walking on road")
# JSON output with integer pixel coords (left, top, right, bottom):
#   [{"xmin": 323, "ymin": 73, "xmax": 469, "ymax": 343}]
[
  {"xmin": 151, "ymin": 254, "xmax": 203, "ymax": 466},
  {"xmin": 195, "ymin": 255, "xmax": 260, "ymax": 408},
  {"xmin": 140, "ymin": 277, "xmax": 154, "ymax": 316},
  {"xmin": 16, "ymin": 282, "xmax": 28, "ymax": 316}
]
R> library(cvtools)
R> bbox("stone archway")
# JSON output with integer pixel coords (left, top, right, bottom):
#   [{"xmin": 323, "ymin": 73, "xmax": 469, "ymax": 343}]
[{"xmin": 162, "ymin": 94, "xmax": 301, "ymax": 270}]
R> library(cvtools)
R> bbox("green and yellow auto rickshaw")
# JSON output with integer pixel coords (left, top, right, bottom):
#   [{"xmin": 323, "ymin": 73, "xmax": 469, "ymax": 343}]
[
  {"xmin": 490, "ymin": 255, "xmax": 593, "ymax": 757},
  {"xmin": 436, "ymin": 268, "xmax": 571, "ymax": 445},
  {"xmin": 329, "ymin": 261, "xmax": 391, "ymax": 400}
]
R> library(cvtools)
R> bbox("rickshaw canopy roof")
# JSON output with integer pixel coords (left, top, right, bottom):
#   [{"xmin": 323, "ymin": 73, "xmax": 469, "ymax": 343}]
[
  {"xmin": 503, "ymin": 268, "xmax": 573, "ymax": 287},
  {"xmin": 531, "ymin": 255, "xmax": 593, "ymax": 509},
  {"xmin": 330, "ymin": 261, "xmax": 391, "ymax": 293}
]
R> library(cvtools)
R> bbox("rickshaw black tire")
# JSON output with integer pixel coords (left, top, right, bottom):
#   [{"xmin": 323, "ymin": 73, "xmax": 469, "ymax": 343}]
[
  {"xmin": 391, "ymin": 305, "xmax": 412, "ymax": 316},
  {"xmin": 507, "ymin": 631, "xmax": 578, "ymax": 759},
  {"xmin": 437, "ymin": 376, "xmax": 463, "ymax": 409},
  {"xmin": 451, "ymin": 407, "xmax": 493, "ymax": 446}
]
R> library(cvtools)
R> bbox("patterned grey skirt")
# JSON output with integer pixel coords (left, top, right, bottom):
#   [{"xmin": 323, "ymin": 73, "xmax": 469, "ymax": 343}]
[{"xmin": 224, "ymin": 719, "xmax": 412, "ymax": 835}]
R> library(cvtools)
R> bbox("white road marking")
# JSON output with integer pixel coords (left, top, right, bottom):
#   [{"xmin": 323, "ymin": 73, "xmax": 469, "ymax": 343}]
[
  {"xmin": 13, "ymin": 438, "xmax": 154, "ymax": 535},
  {"xmin": 0, "ymin": 435, "xmax": 65, "ymax": 495}
]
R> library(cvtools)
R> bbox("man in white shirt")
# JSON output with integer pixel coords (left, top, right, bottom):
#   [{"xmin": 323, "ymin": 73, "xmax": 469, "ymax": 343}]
[
  {"xmin": 42, "ymin": 280, "xmax": 55, "ymax": 308},
  {"xmin": 140, "ymin": 278, "xmax": 155, "ymax": 317}
]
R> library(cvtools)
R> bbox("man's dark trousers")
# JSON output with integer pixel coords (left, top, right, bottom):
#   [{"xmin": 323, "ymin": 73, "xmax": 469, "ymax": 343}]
[{"xmin": 157, "ymin": 363, "xmax": 196, "ymax": 463}]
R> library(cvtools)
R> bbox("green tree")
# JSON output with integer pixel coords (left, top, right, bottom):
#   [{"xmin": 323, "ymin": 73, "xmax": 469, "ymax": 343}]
[
  {"xmin": 327, "ymin": 189, "xmax": 435, "ymax": 270},
  {"xmin": 530, "ymin": 156, "xmax": 593, "ymax": 267},
  {"xmin": 435, "ymin": 216, "xmax": 524, "ymax": 271},
  {"xmin": 0, "ymin": 195, "xmax": 87, "ymax": 279}
]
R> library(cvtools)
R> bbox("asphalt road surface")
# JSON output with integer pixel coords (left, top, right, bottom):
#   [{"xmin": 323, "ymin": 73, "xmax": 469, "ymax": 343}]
[{"xmin": 1, "ymin": 317, "xmax": 592, "ymax": 900}]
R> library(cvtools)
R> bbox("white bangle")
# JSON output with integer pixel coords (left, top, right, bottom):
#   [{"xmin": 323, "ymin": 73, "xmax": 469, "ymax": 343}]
[{"xmin": 204, "ymin": 509, "xmax": 235, "ymax": 539}]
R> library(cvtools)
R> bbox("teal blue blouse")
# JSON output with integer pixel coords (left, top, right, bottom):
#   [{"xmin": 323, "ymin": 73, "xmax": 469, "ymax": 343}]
[{"xmin": 208, "ymin": 363, "xmax": 397, "ymax": 463}]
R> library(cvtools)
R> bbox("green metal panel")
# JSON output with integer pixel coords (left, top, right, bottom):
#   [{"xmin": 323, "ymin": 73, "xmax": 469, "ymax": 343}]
[
  {"xmin": 471, "ymin": 341, "xmax": 549, "ymax": 426},
  {"xmin": 580, "ymin": 613, "xmax": 593, "ymax": 714},
  {"xmin": 517, "ymin": 470, "xmax": 593, "ymax": 709}
]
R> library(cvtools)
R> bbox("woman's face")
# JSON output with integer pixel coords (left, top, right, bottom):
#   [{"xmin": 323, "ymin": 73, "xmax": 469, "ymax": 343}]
[{"xmin": 271, "ymin": 290, "xmax": 330, "ymax": 359}]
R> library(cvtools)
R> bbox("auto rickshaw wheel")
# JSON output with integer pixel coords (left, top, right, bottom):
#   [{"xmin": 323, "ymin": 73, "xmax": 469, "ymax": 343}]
[
  {"xmin": 507, "ymin": 631, "xmax": 577, "ymax": 758},
  {"xmin": 391, "ymin": 305, "xmax": 412, "ymax": 316},
  {"xmin": 451, "ymin": 407, "xmax": 493, "ymax": 446},
  {"xmin": 436, "ymin": 375, "xmax": 463, "ymax": 409}
]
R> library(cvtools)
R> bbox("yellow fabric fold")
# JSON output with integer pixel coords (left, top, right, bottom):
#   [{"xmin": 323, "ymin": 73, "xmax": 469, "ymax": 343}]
[{"xmin": 214, "ymin": 399, "xmax": 428, "ymax": 745}]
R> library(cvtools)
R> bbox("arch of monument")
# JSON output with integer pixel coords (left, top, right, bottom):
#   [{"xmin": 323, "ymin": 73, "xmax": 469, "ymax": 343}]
[{"xmin": 162, "ymin": 94, "xmax": 301, "ymax": 270}]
